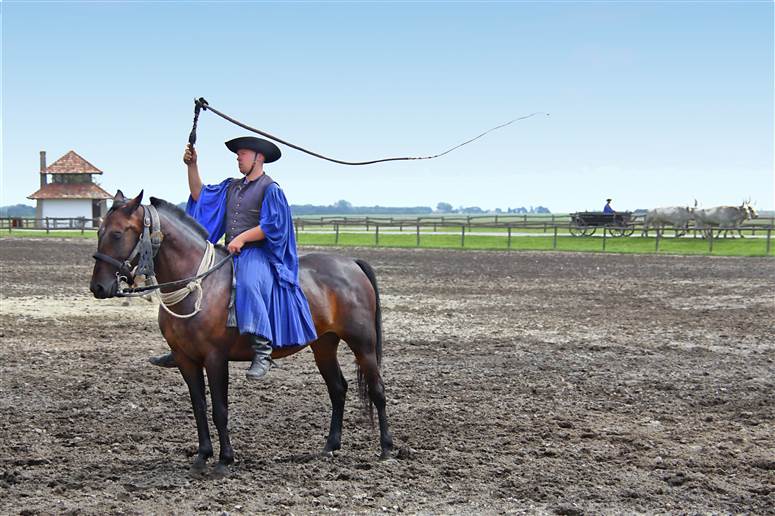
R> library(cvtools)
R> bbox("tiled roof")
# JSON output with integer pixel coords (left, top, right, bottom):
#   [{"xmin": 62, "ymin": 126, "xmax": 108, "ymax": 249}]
[
  {"xmin": 28, "ymin": 183, "xmax": 112, "ymax": 200},
  {"xmin": 44, "ymin": 150, "xmax": 103, "ymax": 175}
]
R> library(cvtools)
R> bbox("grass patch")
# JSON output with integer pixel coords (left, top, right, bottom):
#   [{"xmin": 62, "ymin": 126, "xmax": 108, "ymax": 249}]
[
  {"xmin": 0, "ymin": 230, "xmax": 97, "ymax": 239},
  {"xmin": 2, "ymin": 229, "xmax": 770, "ymax": 257},
  {"xmin": 296, "ymin": 231, "xmax": 772, "ymax": 256}
]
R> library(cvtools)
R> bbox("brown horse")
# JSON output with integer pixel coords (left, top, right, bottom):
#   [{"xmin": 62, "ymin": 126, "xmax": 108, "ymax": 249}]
[{"xmin": 90, "ymin": 190, "xmax": 393, "ymax": 473}]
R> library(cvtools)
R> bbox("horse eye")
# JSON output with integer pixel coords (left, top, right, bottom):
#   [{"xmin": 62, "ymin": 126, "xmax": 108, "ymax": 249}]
[{"xmin": 111, "ymin": 231, "xmax": 123, "ymax": 240}]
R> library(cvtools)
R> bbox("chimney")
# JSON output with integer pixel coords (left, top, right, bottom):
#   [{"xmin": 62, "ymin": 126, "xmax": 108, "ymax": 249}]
[{"xmin": 39, "ymin": 151, "xmax": 47, "ymax": 187}]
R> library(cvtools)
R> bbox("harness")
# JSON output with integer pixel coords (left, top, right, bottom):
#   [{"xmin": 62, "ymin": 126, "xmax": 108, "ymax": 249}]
[{"xmin": 92, "ymin": 204, "xmax": 232, "ymax": 318}]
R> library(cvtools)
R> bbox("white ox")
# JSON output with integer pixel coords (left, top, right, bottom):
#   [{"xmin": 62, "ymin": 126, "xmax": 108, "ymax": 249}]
[
  {"xmin": 693, "ymin": 202, "xmax": 757, "ymax": 238},
  {"xmin": 642, "ymin": 204, "xmax": 695, "ymax": 237}
]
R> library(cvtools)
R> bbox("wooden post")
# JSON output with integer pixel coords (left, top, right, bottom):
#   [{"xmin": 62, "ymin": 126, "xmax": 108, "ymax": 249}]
[
  {"xmin": 46, "ymin": 217, "xmax": 50, "ymax": 234},
  {"xmin": 335, "ymin": 223, "xmax": 339, "ymax": 245},
  {"xmin": 416, "ymin": 223, "xmax": 420, "ymax": 247},
  {"xmin": 766, "ymin": 227, "xmax": 771, "ymax": 255},
  {"xmin": 375, "ymin": 224, "xmax": 379, "ymax": 246},
  {"xmin": 507, "ymin": 226, "xmax": 512, "ymax": 249},
  {"xmin": 602, "ymin": 227, "xmax": 607, "ymax": 251},
  {"xmin": 80, "ymin": 217, "xmax": 85, "ymax": 235},
  {"xmin": 461, "ymin": 225, "xmax": 465, "ymax": 247},
  {"xmin": 655, "ymin": 228, "xmax": 661, "ymax": 253},
  {"xmin": 708, "ymin": 230, "xmax": 713, "ymax": 254},
  {"xmin": 553, "ymin": 225, "xmax": 558, "ymax": 249},
  {"xmin": 294, "ymin": 221, "xmax": 299, "ymax": 243}
]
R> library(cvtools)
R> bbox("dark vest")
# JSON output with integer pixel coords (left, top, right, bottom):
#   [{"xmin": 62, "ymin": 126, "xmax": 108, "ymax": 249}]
[{"xmin": 224, "ymin": 174, "xmax": 276, "ymax": 245}]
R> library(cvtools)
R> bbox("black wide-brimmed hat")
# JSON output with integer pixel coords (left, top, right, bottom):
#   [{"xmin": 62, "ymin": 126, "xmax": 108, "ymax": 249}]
[{"xmin": 225, "ymin": 137, "xmax": 281, "ymax": 163}]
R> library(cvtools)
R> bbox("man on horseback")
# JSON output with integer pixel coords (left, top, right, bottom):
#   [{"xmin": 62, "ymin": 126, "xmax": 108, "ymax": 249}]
[{"xmin": 150, "ymin": 137, "xmax": 318, "ymax": 379}]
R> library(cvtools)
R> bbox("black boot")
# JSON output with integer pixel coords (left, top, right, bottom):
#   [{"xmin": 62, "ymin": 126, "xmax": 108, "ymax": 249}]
[
  {"xmin": 246, "ymin": 335, "xmax": 273, "ymax": 381},
  {"xmin": 149, "ymin": 353, "xmax": 177, "ymax": 368}
]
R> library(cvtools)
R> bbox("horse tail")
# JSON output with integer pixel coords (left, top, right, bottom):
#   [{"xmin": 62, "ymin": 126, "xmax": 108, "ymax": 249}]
[{"xmin": 354, "ymin": 258, "xmax": 382, "ymax": 423}]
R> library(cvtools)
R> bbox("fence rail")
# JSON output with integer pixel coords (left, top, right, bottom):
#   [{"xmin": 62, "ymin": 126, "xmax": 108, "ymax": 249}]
[{"xmin": 2, "ymin": 216, "xmax": 772, "ymax": 255}]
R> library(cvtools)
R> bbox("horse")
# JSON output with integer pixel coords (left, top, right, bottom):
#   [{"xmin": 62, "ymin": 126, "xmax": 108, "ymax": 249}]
[{"xmin": 89, "ymin": 190, "xmax": 393, "ymax": 473}]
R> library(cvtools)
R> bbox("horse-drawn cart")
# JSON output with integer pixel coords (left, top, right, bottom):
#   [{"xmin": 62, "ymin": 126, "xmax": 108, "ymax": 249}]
[{"xmin": 568, "ymin": 211, "xmax": 635, "ymax": 237}]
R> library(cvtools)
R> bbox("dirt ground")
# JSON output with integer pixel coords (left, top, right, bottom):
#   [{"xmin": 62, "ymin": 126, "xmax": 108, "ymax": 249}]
[{"xmin": 0, "ymin": 238, "xmax": 773, "ymax": 515}]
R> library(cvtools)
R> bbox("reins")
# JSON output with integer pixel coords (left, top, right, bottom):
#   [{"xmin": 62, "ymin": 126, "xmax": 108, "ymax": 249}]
[{"xmin": 188, "ymin": 97, "xmax": 548, "ymax": 165}]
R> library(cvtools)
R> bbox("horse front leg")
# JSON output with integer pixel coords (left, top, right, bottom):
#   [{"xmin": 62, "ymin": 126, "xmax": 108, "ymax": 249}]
[
  {"xmin": 205, "ymin": 354, "xmax": 234, "ymax": 474},
  {"xmin": 177, "ymin": 356, "xmax": 213, "ymax": 473}
]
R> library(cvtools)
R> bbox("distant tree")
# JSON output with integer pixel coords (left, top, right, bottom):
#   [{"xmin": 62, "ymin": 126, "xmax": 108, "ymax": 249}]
[
  {"xmin": 436, "ymin": 202, "xmax": 453, "ymax": 213},
  {"xmin": 0, "ymin": 204, "xmax": 35, "ymax": 217},
  {"xmin": 494, "ymin": 208, "xmax": 502, "ymax": 214},
  {"xmin": 514, "ymin": 207, "xmax": 528, "ymax": 214},
  {"xmin": 333, "ymin": 200, "xmax": 352, "ymax": 212},
  {"xmin": 534, "ymin": 206, "xmax": 551, "ymax": 214}
]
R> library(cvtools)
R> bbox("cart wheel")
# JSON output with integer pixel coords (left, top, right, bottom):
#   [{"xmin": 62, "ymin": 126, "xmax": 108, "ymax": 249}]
[
  {"xmin": 569, "ymin": 225, "xmax": 584, "ymax": 237},
  {"xmin": 606, "ymin": 225, "xmax": 624, "ymax": 237},
  {"xmin": 584, "ymin": 227, "xmax": 597, "ymax": 237}
]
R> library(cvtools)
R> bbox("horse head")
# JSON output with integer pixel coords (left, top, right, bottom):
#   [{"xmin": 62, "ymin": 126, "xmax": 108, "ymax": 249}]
[{"xmin": 89, "ymin": 190, "xmax": 145, "ymax": 298}]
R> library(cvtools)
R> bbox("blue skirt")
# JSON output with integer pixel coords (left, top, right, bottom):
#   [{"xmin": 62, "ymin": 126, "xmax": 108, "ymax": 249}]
[{"xmin": 233, "ymin": 247, "xmax": 317, "ymax": 347}]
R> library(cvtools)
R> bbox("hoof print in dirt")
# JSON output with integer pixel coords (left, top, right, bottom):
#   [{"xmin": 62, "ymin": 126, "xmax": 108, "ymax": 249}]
[
  {"xmin": 553, "ymin": 504, "xmax": 584, "ymax": 516},
  {"xmin": 664, "ymin": 472, "xmax": 689, "ymax": 487}
]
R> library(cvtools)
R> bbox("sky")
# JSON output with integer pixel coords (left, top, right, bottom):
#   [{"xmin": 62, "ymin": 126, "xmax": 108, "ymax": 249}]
[{"xmin": 2, "ymin": 1, "xmax": 773, "ymax": 213}]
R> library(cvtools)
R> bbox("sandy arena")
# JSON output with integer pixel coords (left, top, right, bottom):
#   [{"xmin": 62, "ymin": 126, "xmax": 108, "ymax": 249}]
[{"xmin": 0, "ymin": 238, "xmax": 773, "ymax": 514}]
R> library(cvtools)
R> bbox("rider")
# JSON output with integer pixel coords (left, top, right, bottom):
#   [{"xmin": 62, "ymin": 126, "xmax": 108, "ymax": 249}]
[
  {"xmin": 149, "ymin": 137, "xmax": 318, "ymax": 380},
  {"xmin": 603, "ymin": 198, "xmax": 615, "ymax": 214}
]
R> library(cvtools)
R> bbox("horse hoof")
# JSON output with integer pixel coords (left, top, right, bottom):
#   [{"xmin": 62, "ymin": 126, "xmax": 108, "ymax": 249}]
[
  {"xmin": 189, "ymin": 456, "xmax": 208, "ymax": 477},
  {"xmin": 379, "ymin": 448, "xmax": 397, "ymax": 460},
  {"xmin": 320, "ymin": 450, "xmax": 335, "ymax": 460},
  {"xmin": 212, "ymin": 462, "xmax": 231, "ymax": 478}
]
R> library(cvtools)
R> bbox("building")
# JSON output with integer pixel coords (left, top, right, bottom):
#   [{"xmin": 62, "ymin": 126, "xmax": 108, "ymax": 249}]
[{"xmin": 27, "ymin": 150, "xmax": 112, "ymax": 228}]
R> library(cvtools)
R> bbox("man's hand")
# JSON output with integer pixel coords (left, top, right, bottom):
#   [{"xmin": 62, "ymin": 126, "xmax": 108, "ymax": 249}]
[
  {"xmin": 227, "ymin": 237, "xmax": 244, "ymax": 255},
  {"xmin": 183, "ymin": 144, "xmax": 198, "ymax": 166}
]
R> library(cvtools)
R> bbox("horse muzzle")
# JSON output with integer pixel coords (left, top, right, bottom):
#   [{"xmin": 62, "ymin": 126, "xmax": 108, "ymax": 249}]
[{"xmin": 90, "ymin": 278, "xmax": 118, "ymax": 299}]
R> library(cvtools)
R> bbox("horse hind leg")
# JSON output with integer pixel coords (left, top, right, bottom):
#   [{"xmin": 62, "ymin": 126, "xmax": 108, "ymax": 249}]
[
  {"xmin": 345, "ymin": 334, "xmax": 394, "ymax": 459},
  {"xmin": 311, "ymin": 333, "xmax": 347, "ymax": 455}
]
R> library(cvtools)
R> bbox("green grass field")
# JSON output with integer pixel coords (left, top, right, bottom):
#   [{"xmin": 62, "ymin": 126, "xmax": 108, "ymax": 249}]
[{"xmin": 2, "ymin": 229, "xmax": 770, "ymax": 256}]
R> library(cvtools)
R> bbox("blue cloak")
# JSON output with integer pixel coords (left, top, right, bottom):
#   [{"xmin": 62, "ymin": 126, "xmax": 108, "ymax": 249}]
[{"xmin": 186, "ymin": 178, "xmax": 318, "ymax": 347}]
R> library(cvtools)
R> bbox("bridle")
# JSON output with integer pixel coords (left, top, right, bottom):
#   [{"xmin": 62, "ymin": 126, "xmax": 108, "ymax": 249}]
[
  {"xmin": 92, "ymin": 204, "xmax": 233, "ymax": 309},
  {"xmin": 93, "ymin": 204, "xmax": 163, "ymax": 289}
]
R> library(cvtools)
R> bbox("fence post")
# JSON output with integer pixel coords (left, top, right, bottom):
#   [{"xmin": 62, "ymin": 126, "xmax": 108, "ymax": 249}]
[
  {"xmin": 553, "ymin": 225, "xmax": 558, "ymax": 249},
  {"xmin": 335, "ymin": 223, "xmax": 339, "ymax": 245},
  {"xmin": 375, "ymin": 224, "xmax": 379, "ymax": 246},
  {"xmin": 461, "ymin": 225, "xmax": 465, "ymax": 248},
  {"xmin": 7, "ymin": 218, "xmax": 11, "ymax": 233},
  {"xmin": 602, "ymin": 227, "xmax": 607, "ymax": 251},
  {"xmin": 46, "ymin": 217, "xmax": 50, "ymax": 234},
  {"xmin": 655, "ymin": 228, "xmax": 661, "ymax": 253},
  {"xmin": 507, "ymin": 226, "xmax": 512, "ymax": 250},
  {"xmin": 708, "ymin": 230, "xmax": 713, "ymax": 254},
  {"xmin": 766, "ymin": 227, "xmax": 771, "ymax": 255},
  {"xmin": 416, "ymin": 223, "xmax": 420, "ymax": 247},
  {"xmin": 80, "ymin": 217, "xmax": 85, "ymax": 235}
]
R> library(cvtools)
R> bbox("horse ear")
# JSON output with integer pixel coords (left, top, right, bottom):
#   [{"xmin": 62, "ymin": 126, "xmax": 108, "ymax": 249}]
[
  {"xmin": 122, "ymin": 190, "xmax": 144, "ymax": 213},
  {"xmin": 111, "ymin": 190, "xmax": 127, "ymax": 209}
]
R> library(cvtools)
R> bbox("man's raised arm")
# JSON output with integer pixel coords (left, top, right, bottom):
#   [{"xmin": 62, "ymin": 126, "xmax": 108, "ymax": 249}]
[{"xmin": 184, "ymin": 144, "xmax": 203, "ymax": 201}]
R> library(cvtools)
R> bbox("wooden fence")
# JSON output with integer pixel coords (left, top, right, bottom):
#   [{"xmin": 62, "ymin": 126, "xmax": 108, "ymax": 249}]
[{"xmin": 2, "ymin": 216, "xmax": 773, "ymax": 255}]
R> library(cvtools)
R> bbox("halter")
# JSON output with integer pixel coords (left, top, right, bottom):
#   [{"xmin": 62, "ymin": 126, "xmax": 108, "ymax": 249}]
[{"xmin": 93, "ymin": 204, "xmax": 163, "ymax": 287}]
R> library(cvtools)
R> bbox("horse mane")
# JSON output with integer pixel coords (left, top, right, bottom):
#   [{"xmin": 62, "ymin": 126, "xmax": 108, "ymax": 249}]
[{"xmin": 149, "ymin": 197, "xmax": 210, "ymax": 241}]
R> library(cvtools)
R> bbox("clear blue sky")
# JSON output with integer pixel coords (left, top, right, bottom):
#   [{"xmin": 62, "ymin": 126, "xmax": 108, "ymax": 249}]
[{"xmin": 3, "ymin": 1, "xmax": 773, "ymax": 212}]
